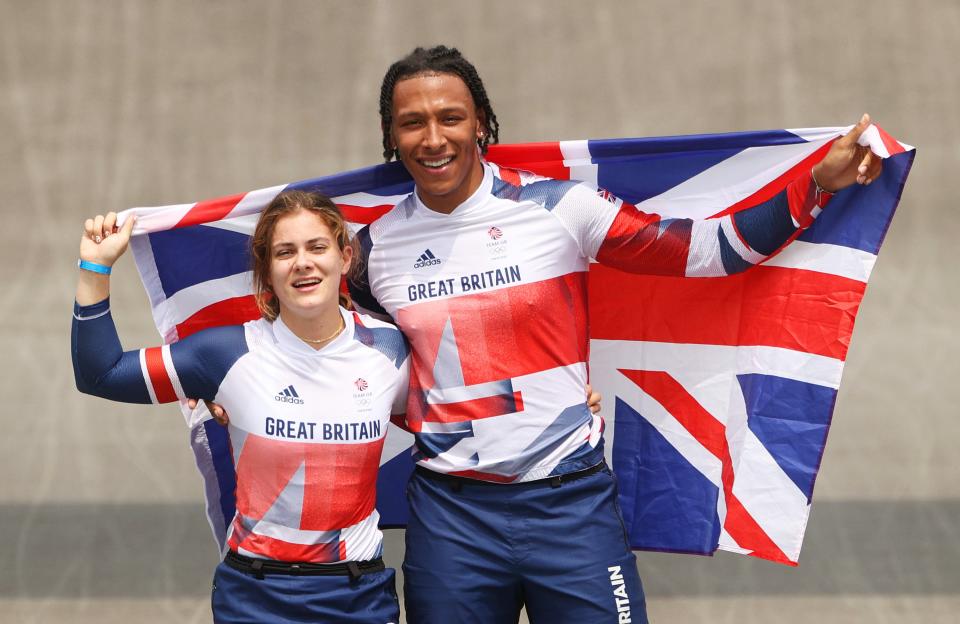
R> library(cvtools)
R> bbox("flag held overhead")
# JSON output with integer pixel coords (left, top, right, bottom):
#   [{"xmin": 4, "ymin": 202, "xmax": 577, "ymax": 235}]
[{"xmin": 123, "ymin": 125, "xmax": 914, "ymax": 564}]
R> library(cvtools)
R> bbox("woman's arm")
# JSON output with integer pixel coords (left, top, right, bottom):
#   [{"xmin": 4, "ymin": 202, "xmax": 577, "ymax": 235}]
[
  {"xmin": 76, "ymin": 211, "xmax": 132, "ymax": 305},
  {"xmin": 72, "ymin": 297, "xmax": 154, "ymax": 403},
  {"xmin": 72, "ymin": 212, "xmax": 155, "ymax": 401},
  {"xmin": 72, "ymin": 212, "xmax": 245, "ymax": 404}
]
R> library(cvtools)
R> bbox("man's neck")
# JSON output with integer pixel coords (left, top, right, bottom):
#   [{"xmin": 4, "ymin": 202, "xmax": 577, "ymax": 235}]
[{"xmin": 416, "ymin": 161, "xmax": 485, "ymax": 214}]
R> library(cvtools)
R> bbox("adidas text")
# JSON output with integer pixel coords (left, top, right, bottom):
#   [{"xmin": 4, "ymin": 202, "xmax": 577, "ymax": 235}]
[
  {"xmin": 413, "ymin": 249, "xmax": 441, "ymax": 269},
  {"xmin": 275, "ymin": 385, "xmax": 304, "ymax": 404}
]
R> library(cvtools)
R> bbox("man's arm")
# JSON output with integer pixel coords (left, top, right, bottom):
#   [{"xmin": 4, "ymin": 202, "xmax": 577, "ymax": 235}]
[{"xmin": 569, "ymin": 115, "xmax": 882, "ymax": 277}]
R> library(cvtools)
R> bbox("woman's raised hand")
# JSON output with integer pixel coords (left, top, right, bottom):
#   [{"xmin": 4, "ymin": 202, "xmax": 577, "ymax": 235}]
[{"xmin": 80, "ymin": 212, "xmax": 135, "ymax": 267}]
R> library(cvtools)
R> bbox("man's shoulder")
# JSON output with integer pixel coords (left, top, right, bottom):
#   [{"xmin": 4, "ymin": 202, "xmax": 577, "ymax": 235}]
[
  {"xmin": 490, "ymin": 166, "xmax": 598, "ymax": 213},
  {"xmin": 362, "ymin": 193, "xmax": 417, "ymax": 243}
]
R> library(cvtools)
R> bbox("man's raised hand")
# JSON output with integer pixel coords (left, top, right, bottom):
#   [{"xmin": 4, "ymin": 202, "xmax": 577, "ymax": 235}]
[{"xmin": 811, "ymin": 113, "xmax": 884, "ymax": 193}]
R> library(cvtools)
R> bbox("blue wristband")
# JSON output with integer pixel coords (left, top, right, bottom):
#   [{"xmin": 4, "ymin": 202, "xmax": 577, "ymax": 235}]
[{"xmin": 78, "ymin": 259, "xmax": 112, "ymax": 275}]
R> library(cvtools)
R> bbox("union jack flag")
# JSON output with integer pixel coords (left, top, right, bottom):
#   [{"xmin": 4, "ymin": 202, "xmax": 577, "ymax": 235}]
[{"xmin": 121, "ymin": 125, "xmax": 914, "ymax": 565}]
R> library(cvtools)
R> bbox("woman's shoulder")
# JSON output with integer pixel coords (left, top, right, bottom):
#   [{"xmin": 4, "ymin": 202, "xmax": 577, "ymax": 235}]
[
  {"xmin": 349, "ymin": 309, "xmax": 398, "ymax": 332},
  {"xmin": 178, "ymin": 322, "xmax": 253, "ymax": 358},
  {"xmin": 230, "ymin": 317, "xmax": 280, "ymax": 353},
  {"xmin": 348, "ymin": 309, "xmax": 408, "ymax": 367}
]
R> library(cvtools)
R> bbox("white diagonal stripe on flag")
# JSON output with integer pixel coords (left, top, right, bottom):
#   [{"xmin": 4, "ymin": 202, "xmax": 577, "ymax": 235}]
[
  {"xmin": 764, "ymin": 240, "xmax": 877, "ymax": 283},
  {"xmin": 637, "ymin": 140, "xmax": 831, "ymax": 219},
  {"xmin": 223, "ymin": 184, "xmax": 288, "ymax": 220},
  {"xmin": 153, "ymin": 271, "xmax": 254, "ymax": 337}
]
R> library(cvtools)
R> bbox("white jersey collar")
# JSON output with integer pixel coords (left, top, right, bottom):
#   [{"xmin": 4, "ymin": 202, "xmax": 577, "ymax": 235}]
[
  {"xmin": 271, "ymin": 306, "xmax": 354, "ymax": 356},
  {"xmin": 413, "ymin": 161, "xmax": 493, "ymax": 219}
]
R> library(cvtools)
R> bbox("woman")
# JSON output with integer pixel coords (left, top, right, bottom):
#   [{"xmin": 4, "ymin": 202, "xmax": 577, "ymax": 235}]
[{"xmin": 72, "ymin": 191, "xmax": 407, "ymax": 623}]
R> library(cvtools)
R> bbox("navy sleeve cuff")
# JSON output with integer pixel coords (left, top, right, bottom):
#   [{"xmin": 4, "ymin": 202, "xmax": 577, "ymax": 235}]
[{"xmin": 73, "ymin": 297, "xmax": 111, "ymax": 320}]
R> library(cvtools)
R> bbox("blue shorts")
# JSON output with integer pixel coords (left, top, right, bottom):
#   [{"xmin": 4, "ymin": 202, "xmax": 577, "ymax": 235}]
[
  {"xmin": 211, "ymin": 559, "xmax": 399, "ymax": 624},
  {"xmin": 403, "ymin": 463, "xmax": 648, "ymax": 624}
]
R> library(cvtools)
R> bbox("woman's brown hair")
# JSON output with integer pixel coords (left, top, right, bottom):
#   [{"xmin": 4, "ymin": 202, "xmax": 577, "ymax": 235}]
[{"xmin": 250, "ymin": 190, "xmax": 355, "ymax": 321}]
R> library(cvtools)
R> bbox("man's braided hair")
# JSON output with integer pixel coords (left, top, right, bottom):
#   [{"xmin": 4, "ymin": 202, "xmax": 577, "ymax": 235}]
[{"xmin": 379, "ymin": 45, "xmax": 500, "ymax": 162}]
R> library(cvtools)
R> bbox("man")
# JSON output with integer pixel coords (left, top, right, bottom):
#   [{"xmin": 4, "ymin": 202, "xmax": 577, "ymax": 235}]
[{"xmin": 344, "ymin": 45, "xmax": 881, "ymax": 624}]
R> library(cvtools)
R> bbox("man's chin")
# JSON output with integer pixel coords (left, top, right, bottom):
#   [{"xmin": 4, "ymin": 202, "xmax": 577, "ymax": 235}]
[{"xmin": 415, "ymin": 184, "xmax": 457, "ymax": 203}]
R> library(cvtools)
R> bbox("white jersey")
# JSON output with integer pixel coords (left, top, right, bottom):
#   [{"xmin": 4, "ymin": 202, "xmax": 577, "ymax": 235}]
[
  {"xmin": 73, "ymin": 302, "xmax": 409, "ymax": 562},
  {"xmin": 348, "ymin": 161, "xmax": 826, "ymax": 483}
]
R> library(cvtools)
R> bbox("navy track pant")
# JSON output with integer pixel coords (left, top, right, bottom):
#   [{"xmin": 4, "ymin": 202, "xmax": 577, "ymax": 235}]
[
  {"xmin": 211, "ymin": 560, "xmax": 399, "ymax": 624},
  {"xmin": 403, "ymin": 464, "xmax": 648, "ymax": 624}
]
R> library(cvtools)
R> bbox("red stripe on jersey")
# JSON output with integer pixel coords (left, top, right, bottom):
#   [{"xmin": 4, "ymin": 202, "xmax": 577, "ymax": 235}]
[
  {"xmin": 143, "ymin": 347, "xmax": 177, "ymax": 403},
  {"xmin": 875, "ymin": 124, "xmax": 905, "ymax": 156},
  {"xmin": 229, "ymin": 530, "xmax": 341, "ymax": 563},
  {"xmin": 302, "ymin": 441, "xmax": 382, "ymax": 530},
  {"xmin": 234, "ymin": 435, "xmax": 384, "ymax": 532},
  {"xmin": 589, "ymin": 264, "xmax": 863, "ymax": 361},
  {"xmin": 175, "ymin": 295, "xmax": 261, "ymax": 339},
  {"xmin": 397, "ymin": 272, "xmax": 589, "ymax": 388},
  {"xmin": 425, "ymin": 391, "xmax": 524, "ymax": 424},
  {"xmin": 338, "ymin": 203, "xmax": 395, "ymax": 225},
  {"xmin": 710, "ymin": 142, "xmax": 833, "ymax": 222},
  {"xmin": 785, "ymin": 170, "xmax": 819, "ymax": 228},
  {"xmin": 621, "ymin": 370, "xmax": 793, "ymax": 565},
  {"xmin": 596, "ymin": 203, "xmax": 690, "ymax": 276},
  {"xmin": 175, "ymin": 193, "xmax": 245, "ymax": 229},
  {"xmin": 339, "ymin": 540, "xmax": 348, "ymax": 561},
  {"xmin": 497, "ymin": 167, "xmax": 522, "ymax": 187},
  {"xmin": 226, "ymin": 522, "xmax": 251, "ymax": 553},
  {"xmin": 521, "ymin": 160, "xmax": 572, "ymax": 181},
  {"xmin": 446, "ymin": 468, "xmax": 518, "ymax": 483}
]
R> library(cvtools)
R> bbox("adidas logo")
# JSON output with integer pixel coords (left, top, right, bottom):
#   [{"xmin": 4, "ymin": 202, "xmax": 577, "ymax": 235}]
[
  {"xmin": 275, "ymin": 384, "xmax": 304, "ymax": 404},
  {"xmin": 413, "ymin": 249, "xmax": 442, "ymax": 269}
]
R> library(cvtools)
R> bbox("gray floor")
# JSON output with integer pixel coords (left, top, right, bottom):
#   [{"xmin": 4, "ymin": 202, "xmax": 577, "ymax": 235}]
[{"xmin": 1, "ymin": 1, "xmax": 957, "ymax": 622}]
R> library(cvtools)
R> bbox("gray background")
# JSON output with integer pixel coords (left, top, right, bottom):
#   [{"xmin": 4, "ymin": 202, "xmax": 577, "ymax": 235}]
[{"xmin": 1, "ymin": 0, "xmax": 957, "ymax": 622}]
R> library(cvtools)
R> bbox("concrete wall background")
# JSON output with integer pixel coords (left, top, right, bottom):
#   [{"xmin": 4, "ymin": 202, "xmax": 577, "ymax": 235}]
[{"xmin": 1, "ymin": 1, "xmax": 956, "ymax": 622}]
